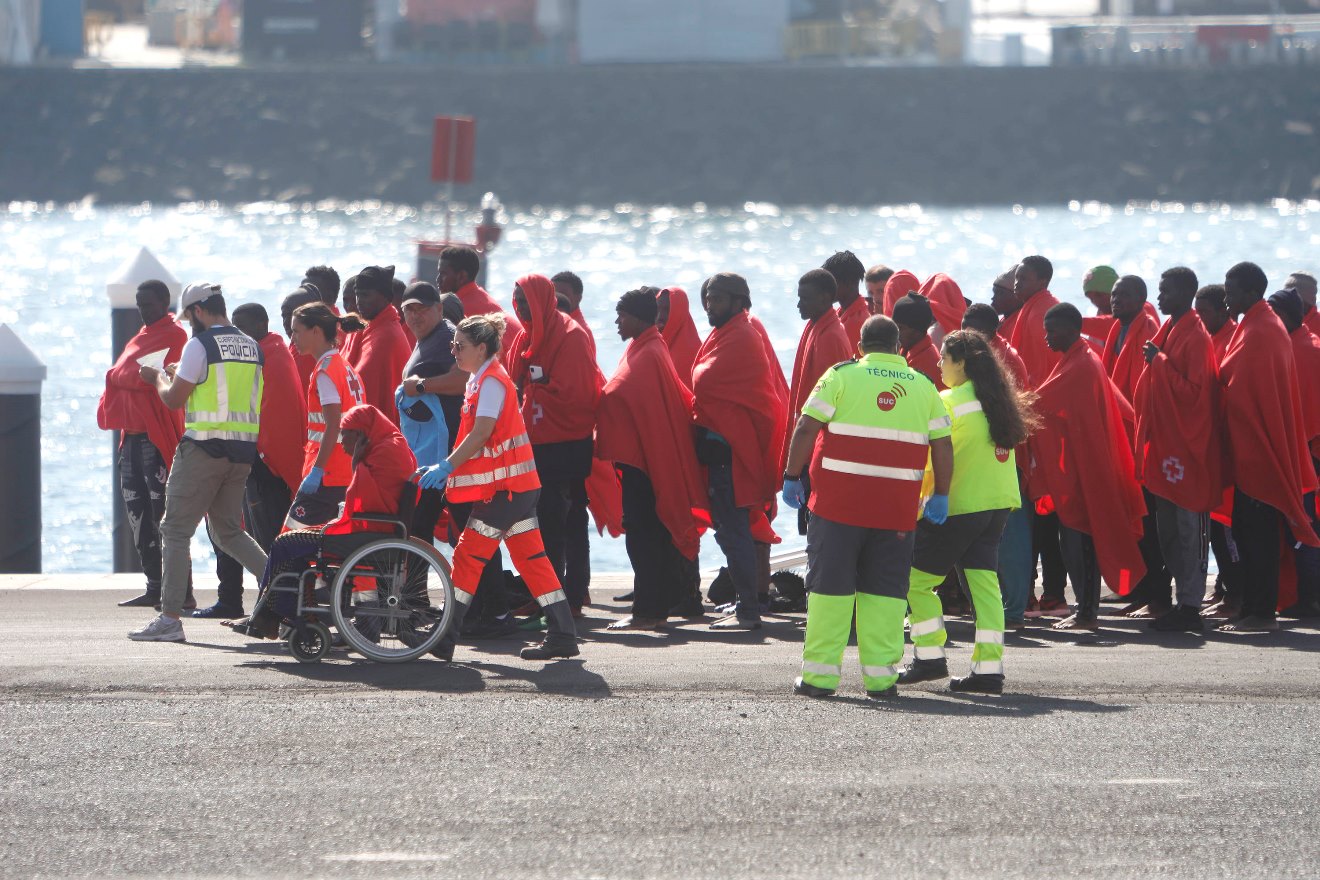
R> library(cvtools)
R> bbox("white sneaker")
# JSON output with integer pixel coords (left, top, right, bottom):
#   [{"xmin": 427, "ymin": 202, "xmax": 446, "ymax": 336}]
[{"xmin": 128, "ymin": 613, "xmax": 186, "ymax": 642}]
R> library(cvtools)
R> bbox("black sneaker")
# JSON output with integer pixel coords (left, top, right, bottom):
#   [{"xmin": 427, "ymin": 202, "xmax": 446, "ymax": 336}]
[
  {"xmin": 462, "ymin": 616, "xmax": 519, "ymax": 639},
  {"xmin": 613, "ymin": 591, "xmax": 635, "ymax": 603},
  {"xmin": 520, "ymin": 639, "xmax": 581, "ymax": 661},
  {"xmin": 192, "ymin": 602, "xmax": 244, "ymax": 619},
  {"xmin": 1149, "ymin": 605, "xmax": 1204, "ymax": 633},
  {"xmin": 949, "ymin": 674, "xmax": 1004, "ymax": 694},
  {"xmin": 118, "ymin": 592, "xmax": 160, "ymax": 608},
  {"xmin": 897, "ymin": 657, "xmax": 948, "ymax": 684},
  {"xmin": 793, "ymin": 677, "xmax": 834, "ymax": 698},
  {"xmin": 866, "ymin": 685, "xmax": 898, "ymax": 700}
]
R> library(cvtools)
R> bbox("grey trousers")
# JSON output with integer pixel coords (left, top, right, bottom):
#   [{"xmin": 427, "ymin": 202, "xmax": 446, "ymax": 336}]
[
  {"xmin": 1154, "ymin": 496, "xmax": 1209, "ymax": 609},
  {"xmin": 160, "ymin": 442, "xmax": 269, "ymax": 616}
]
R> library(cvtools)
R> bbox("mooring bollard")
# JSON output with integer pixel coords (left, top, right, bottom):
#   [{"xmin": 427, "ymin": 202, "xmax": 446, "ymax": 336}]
[
  {"xmin": 0, "ymin": 324, "xmax": 47, "ymax": 573},
  {"xmin": 105, "ymin": 247, "xmax": 181, "ymax": 573}
]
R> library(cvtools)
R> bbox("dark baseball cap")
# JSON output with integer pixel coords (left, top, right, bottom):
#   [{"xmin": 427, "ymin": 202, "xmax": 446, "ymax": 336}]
[{"xmin": 401, "ymin": 281, "xmax": 441, "ymax": 309}]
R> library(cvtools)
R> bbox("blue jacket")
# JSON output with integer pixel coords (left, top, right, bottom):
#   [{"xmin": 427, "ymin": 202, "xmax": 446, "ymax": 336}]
[{"xmin": 394, "ymin": 385, "xmax": 449, "ymax": 468}]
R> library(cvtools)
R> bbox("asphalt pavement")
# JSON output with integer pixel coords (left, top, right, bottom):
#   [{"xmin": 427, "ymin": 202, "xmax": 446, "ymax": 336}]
[{"xmin": 1, "ymin": 574, "xmax": 1318, "ymax": 879}]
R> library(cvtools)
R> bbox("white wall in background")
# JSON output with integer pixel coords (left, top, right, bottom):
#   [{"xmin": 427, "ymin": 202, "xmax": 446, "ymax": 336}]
[{"xmin": 579, "ymin": 0, "xmax": 791, "ymax": 63}]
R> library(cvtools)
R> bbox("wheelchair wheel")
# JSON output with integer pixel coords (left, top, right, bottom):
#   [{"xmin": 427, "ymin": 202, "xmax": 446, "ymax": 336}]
[
  {"xmin": 329, "ymin": 537, "xmax": 456, "ymax": 663},
  {"xmin": 288, "ymin": 620, "xmax": 332, "ymax": 663}
]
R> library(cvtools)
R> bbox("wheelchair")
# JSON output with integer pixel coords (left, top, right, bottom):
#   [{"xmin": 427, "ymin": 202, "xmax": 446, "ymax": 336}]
[{"xmin": 251, "ymin": 482, "xmax": 458, "ymax": 664}]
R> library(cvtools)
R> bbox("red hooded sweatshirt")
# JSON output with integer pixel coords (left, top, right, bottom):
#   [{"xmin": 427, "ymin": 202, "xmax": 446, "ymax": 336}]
[
  {"xmin": 506, "ymin": 273, "xmax": 599, "ymax": 444},
  {"xmin": 881, "ymin": 269, "xmax": 920, "ymax": 318},
  {"xmin": 836, "ymin": 295, "xmax": 870, "ymax": 351},
  {"xmin": 1289, "ymin": 325, "xmax": 1320, "ymax": 461},
  {"xmin": 660, "ymin": 287, "xmax": 702, "ymax": 388},
  {"xmin": 692, "ymin": 310, "xmax": 787, "ymax": 510},
  {"xmin": 322, "ymin": 404, "xmax": 418, "ymax": 536},
  {"xmin": 918, "ymin": 273, "xmax": 968, "ymax": 336},
  {"xmin": 1028, "ymin": 339, "xmax": 1147, "ymax": 594},
  {"xmin": 597, "ymin": 326, "xmax": 711, "ymax": 559},
  {"xmin": 999, "ymin": 289, "xmax": 1061, "ymax": 390},
  {"xmin": 345, "ymin": 304, "xmax": 411, "ymax": 427},
  {"xmin": 96, "ymin": 315, "xmax": 188, "ymax": 468},
  {"xmin": 903, "ymin": 334, "xmax": 945, "ymax": 391},
  {"xmin": 1133, "ymin": 311, "xmax": 1223, "ymax": 513},
  {"xmin": 255, "ymin": 332, "xmax": 309, "ymax": 493},
  {"xmin": 1103, "ymin": 307, "xmax": 1161, "ymax": 406},
  {"xmin": 1220, "ymin": 301, "xmax": 1320, "ymax": 545}
]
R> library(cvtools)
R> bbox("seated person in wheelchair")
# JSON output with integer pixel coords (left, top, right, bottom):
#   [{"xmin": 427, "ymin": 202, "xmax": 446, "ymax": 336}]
[{"xmin": 227, "ymin": 403, "xmax": 417, "ymax": 638}]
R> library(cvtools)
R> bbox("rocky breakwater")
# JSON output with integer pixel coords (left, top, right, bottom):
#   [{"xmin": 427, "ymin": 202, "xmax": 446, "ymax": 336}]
[{"xmin": 0, "ymin": 65, "xmax": 1317, "ymax": 206}]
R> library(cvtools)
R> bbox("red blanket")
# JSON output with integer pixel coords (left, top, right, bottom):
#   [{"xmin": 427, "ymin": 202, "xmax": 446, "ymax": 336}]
[
  {"xmin": 1305, "ymin": 308, "xmax": 1320, "ymax": 338},
  {"xmin": 881, "ymin": 270, "xmax": 920, "ymax": 317},
  {"xmin": 506, "ymin": 274, "xmax": 600, "ymax": 444},
  {"xmin": 1028, "ymin": 341, "xmax": 1147, "ymax": 594},
  {"xmin": 1220, "ymin": 301, "xmax": 1319, "ymax": 545},
  {"xmin": 918, "ymin": 273, "xmax": 967, "ymax": 335},
  {"xmin": 1103, "ymin": 308, "xmax": 1161, "ymax": 406},
  {"xmin": 1082, "ymin": 313, "xmax": 1116, "ymax": 348},
  {"xmin": 692, "ymin": 310, "xmax": 787, "ymax": 509},
  {"xmin": 904, "ymin": 334, "xmax": 945, "ymax": 390},
  {"xmin": 1290, "ymin": 326, "xmax": 1320, "ymax": 461},
  {"xmin": 568, "ymin": 307, "xmax": 597, "ymax": 358},
  {"xmin": 322, "ymin": 404, "xmax": 418, "ymax": 535},
  {"xmin": 1133, "ymin": 312, "xmax": 1223, "ymax": 512},
  {"xmin": 1210, "ymin": 319, "xmax": 1236, "ymax": 364},
  {"xmin": 989, "ymin": 334, "xmax": 1029, "ymax": 390},
  {"xmin": 96, "ymin": 315, "xmax": 188, "ymax": 468},
  {"xmin": 292, "ymin": 347, "xmax": 315, "ymax": 396},
  {"xmin": 660, "ymin": 287, "xmax": 703, "ymax": 387},
  {"xmin": 790, "ymin": 310, "xmax": 852, "ymax": 418},
  {"xmin": 836, "ymin": 296, "xmax": 869, "ymax": 350},
  {"xmin": 750, "ymin": 313, "xmax": 790, "ymax": 416},
  {"xmin": 345, "ymin": 305, "xmax": 411, "ymax": 427},
  {"xmin": 1000, "ymin": 289, "xmax": 1061, "ymax": 390},
  {"xmin": 256, "ymin": 333, "xmax": 309, "ymax": 493},
  {"xmin": 597, "ymin": 326, "xmax": 710, "ymax": 559}
]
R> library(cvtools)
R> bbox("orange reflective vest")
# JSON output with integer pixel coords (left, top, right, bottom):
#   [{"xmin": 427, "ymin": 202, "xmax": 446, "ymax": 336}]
[
  {"xmin": 447, "ymin": 361, "xmax": 541, "ymax": 503},
  {"xmin": 304, "ymin": 350, "xmax": 365, "ymax": 488}
]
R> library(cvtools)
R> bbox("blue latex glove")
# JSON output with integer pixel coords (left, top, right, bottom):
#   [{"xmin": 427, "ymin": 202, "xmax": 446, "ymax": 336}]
[
  {"xmin": 924, "ymin": 494, "xmax": 949, "ymax": 525},
  {"xmin": 782, "ymin": 478, "xmax": 806, "ymax": 510},
  {"xmin": 298, "ymin": 466, "xmax": 324, "ymax": 497},
  {"xmin": 417, "ymin": 460, "xmax": 455, "ymax": 490}
]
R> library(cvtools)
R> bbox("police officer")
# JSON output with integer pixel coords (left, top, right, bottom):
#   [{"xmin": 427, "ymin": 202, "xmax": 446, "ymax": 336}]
[
  {"xmin": 129, "ymin": 282, "xmax": 270, "ymax": 642},
  {"xmin": 782, "ymin": 314, "xmax": 953, "ymax": 699}
]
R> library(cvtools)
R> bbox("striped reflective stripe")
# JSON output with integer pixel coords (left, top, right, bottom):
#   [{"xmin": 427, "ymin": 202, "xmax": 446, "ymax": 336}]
[
  {"xmin": 972, "ymin": 660, "xmax": 1004, "ymax": 675},
  {"xmin": 309, "ymin": 413, "xmax": 326, "ymax": 425},
  {"xmin": 307, "ymin": 430, "xmax": 324, "ymax": 443},
  {"xmin": 536, "ymin": 589, "xmax": 567, "ymax": 607},
  {"xmin": 805, "ymin": 396, "xmax": 836, "ymax": 418},
  {"xmin": 827, "ymin": 421, "xmax": 929, "ymax": 446},
  {"xmin": 184, "ymin": 429, "xmax": 258, "ymax": 442},
  {"xmin": 929, "ymin": 415, "xmax": 952, "ymax": 430},
  {"xmin": 801, "ymin": 660, "xmax": 841, "ymax": 677},
  {"xmin": 821, "ymin": 457, "xmax": 924, "ymax": 482},
  {"xmin": 952, "ymin": 401, "xmax": 983, "ymax": 418},
  {"xmin": 190, "ymin": 410, "xmax": 259, "ymax": 425},
  {"xmin": 452, "ymin": 589, "xmax": 474, "ymax": 606},
  {"xmin": 473, "ymin": 433, "xmax": 531, "ymax": 459},
  {"xmin": 467, "ymin": 518, "xmax": 504, "ymax": 540},
  {"xmin": 909, "ymin": 616, "xmax": 945, "ymax": 637},
  {"xmin": 861, "ymin": 664, "xmax": 898, "ymax": 678},
  {"xmin": 506, "ymin": 517, "xmax": 538, "ymax": 537},
  {"xmin": 975, "ymin": 629, "xmax": 1005, "ymax": 646},
  {"xmin": 914, "ymin": 645, "xmax": 946, "ymax": 660},
  {"xmin": 449, "ymin": 459, "xmax": 537, "ymax": 488}
]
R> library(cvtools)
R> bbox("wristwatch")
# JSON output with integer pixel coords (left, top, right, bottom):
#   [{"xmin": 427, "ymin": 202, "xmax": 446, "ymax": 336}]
[{"xmin": 414, "ymin": 378, "xmax": 426, "ymax": 395}]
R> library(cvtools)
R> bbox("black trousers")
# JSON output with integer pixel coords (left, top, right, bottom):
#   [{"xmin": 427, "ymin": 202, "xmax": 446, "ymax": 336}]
[
  {"xmin": 566, "ymin": 478, "xmax": 591, "ymax": 602},
  {"xmin": 243, "ymin": 457, "xmax": 291, "ymax": 553},
  {"xmin": 1059, "ymin": 525, "xmax": 1101, "ymax": 621},
  {"xmin": 533, "ymin": 438, "xmax": 593, "ymax": 609},
  {"xmin": 1210, "ymin": 520, "xmax": 1241, "ymax": 606},
  {"xmin": 1032, "ymin": 509, "xmax": 1068, "ymax": 601},
  {"xmin": 1233, "ymin": 490, "xmax": 1282, "ymax": 620},
  {"xmin": 1128, "ymin": 488, "xmax": 1174, "ymax": 608},
  {"xmin": 619, "ymin": 464, "xmax": 685, "ymax": 619},
  {"xmin": 118, "ymin": 433, "xmax": 168, "ymax": 595}
]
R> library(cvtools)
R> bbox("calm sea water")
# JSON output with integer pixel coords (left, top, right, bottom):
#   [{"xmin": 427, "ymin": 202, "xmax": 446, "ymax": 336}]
[{"xmin": 5, "ymin": 198, "xmax": 1318, "ymax": 576}]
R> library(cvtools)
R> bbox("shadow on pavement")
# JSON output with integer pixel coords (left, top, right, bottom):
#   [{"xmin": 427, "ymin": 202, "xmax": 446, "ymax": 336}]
[
  {"xmin": 828, "ymin": 691, "xmax": 1130, "ymax": 719},
  {"xmin": 246, "ymin": 655, "xmax": 488, "ymax": 693},
  {"xmin": 466, "ymin": 659, "xmax": 612, "ymax": 698}
]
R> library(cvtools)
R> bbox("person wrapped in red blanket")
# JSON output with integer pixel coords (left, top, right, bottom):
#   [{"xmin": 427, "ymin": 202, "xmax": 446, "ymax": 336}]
[
  {"xmin": 692, "ymin": 273, "xmax": 787, "ymax": 630},
  {"xmin": 230, "ymin": 404, "xmax": 417, "ymax": 639},
  {"xmin": 343, "ymin": 265, "xmax": 412, "ymax": 426},
  {"xmin": 657, "ymin": 286, "xmax": 703, "ymax": 388},
  {"xmin": 999, "ymin": 257, "xmax": 1061, "ymax": 391},
  {"xmin": 1027, "ymin": 303, "xmax": 1146, "ymax": 631},
  {"xmin": 893, "ymin": 292, "xmax": 945, "ymax": 390},
  {"xmin": 598, "ymin": 289, "xmax": 711, "ymax": 629},
  {"xmin": 917, "ymin": 272, "xmax": 968, "ymax": 338},
  {"xmin": 1217, "ymin": 264, "xmax": 1320, "ymax": 633}
]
